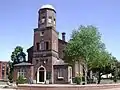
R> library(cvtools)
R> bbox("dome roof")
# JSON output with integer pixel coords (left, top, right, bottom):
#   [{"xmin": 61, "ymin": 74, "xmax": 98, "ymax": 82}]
[{"xmin": 40, "ymin": 4, "xmax": 55, "ymax": 11}]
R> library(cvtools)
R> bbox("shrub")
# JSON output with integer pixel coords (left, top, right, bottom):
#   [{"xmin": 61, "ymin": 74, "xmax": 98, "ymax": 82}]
[
  {"xmin": 16, "ymin": 76, "xmax": 27, "ymax": 84},
  {"xmin": 82, "ymin": 76, "xmax": 85, "ymax": 81},
  {"xmin": 113, "ymin": 76, "xmax": 117, "ymax": 83},
  {"xmin": 8, "ymin": 73, "xmax": 13, "ymax": 83},
  {"xmin": 74, "ymin": 76, "xmax": 82, "ymax": 84}
]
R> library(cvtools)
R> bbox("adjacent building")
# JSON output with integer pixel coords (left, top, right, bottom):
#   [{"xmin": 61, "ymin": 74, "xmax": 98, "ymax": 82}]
[{"xmin": 0, "ymin": 61, "xmax": 9, "ymax": 81}]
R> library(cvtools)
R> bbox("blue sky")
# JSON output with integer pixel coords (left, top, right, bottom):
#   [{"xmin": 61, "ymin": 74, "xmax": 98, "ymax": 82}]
[{"xmin": 0, "ymin": 0, "xmax": 120, "ymax": 61}]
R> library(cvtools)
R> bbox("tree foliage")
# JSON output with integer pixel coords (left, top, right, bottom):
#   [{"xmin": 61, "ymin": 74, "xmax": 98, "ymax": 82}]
[
  {"xmin": 11, "ymin": 46, "xmax": 26, "ymax": 64},
  {"xmin": 89, "ymin": 50, "xmax": 113, "ymax": 83},
  {"xmin": 65, "ymin": 25, "xmax": 104, "ymax": 64},
  {"xmin": 89, "ymin": 51, "xmax": 111, "ymax": 71}
]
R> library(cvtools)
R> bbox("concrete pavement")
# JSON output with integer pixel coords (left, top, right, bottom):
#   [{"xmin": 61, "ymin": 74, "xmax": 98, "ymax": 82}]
[{"xmin": 103, "ymin": 88, "xmax": 120, "ymax": 90}]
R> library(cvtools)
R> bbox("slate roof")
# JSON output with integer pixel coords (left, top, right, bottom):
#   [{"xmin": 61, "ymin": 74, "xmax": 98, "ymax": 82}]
[
  {"xmin": 53, "ymin": 59, "xmax": 68, "ymax": 65},
  {"xmin": 14, "ymin": 62, "xmax": 33, "ymax": 66}
]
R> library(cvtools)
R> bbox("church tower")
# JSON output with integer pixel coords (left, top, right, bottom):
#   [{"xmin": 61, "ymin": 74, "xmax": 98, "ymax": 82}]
[
  {"xmin": 32, "ymin": 4, "xmax": 58, "ymax": 83},
  {"xmin": 33, "ymin": 4, "xmax": 58, "ymax": 54}
]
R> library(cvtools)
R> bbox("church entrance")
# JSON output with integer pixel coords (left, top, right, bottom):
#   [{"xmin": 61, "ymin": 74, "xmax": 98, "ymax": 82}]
[
  {"xmin": 37, "ymin": 66, "xmax": 46, "ymax": 83},
  {"xmin": 39, "ymin": 67, "xmax": 44, "ymax": 82}
]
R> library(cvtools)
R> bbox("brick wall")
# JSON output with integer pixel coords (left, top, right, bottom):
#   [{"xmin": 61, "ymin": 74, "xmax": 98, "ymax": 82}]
[
  {"xmin": 54, "ymin": 65, "xmax": 68, "ymax": 84},
  {"xmin": 58, "ymin": 39, "xmax": 67, "ymax": 59},
  {"xmin": 13, "ymin": 65, "xmax": 33, "ymax": 81},
  {"xmin": 0, "ymin": 61, "xmax": 8, "ymax": 80}
]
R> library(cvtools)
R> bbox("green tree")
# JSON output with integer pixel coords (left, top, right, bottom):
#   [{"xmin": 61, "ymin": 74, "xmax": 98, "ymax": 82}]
[
  {"xmin": 8, "ymin": 46, "xmax": 26, "ymax": 82},
  {"xmin": 65, "ymin": 25, "xmax": 104, "ymax": 84}
]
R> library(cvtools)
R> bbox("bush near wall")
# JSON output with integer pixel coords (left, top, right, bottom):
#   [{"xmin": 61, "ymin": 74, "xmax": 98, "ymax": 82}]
[
  {"xmin": 72, "ymin": 76, "xmax": 84, "ymax": 84},
  {"xmin": 8, "ymin": 73, "xmax": 13, "ymax": 83},
  {"xmin": 16, "ymin": 76, "xmax": 27, "ymax": 84}
]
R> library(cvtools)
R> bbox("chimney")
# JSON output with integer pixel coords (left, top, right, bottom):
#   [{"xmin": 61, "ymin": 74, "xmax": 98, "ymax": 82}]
[{"xmin": 62, "ymin": 32, "xmax": 66, "ymax": 41}]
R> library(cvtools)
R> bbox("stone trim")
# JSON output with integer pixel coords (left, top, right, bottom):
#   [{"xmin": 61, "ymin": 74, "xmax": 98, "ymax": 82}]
[{"xmin": 33, "ymin": 51, "xmax": 59, "ymax": 58}]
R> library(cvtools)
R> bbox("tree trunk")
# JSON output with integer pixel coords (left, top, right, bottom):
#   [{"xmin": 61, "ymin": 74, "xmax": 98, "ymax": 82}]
[
  {"xmin": 84, "ymin": 57, "xmax": 89, "ymax": 85},
  {"xmin": 113, "ymin": 67, "xmax": 118, "ymax": 83},
  {"xmin": 85, "ymin": 70, "xmax": 87, "ymax": 84},
  {"xmin": 78, "ymin": 61, "xmax": 82, "ymax": 84},
  {"xmin": 84, "ymin": 64, "xmax": 88, "ymax": 84},
  {"xmin": 97, "ymin": 71, "xmax": 101, "ymax": 84}
]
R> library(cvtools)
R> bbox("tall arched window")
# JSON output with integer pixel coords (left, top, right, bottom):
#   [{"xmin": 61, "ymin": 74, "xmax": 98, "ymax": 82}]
[
  {"xmin": 39, "ymin": 41, "xmax": 50, "ymax": 50},
  {"xmin": 41, "ymin": 17, "xmax": 45, "ymax": 24},
  {"xmin": 54, "ymin": 18, "xmax": 56, "ymax": 25},
  {"xmin": 40, "ymin": 41, "xmax": 44, "ymax": 50}
]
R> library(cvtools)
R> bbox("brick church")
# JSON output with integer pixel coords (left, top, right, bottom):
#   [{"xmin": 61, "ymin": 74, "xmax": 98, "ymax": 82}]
[{"xmin": 13, "ymin": 4, "xmax": 84, "ymax": 84}]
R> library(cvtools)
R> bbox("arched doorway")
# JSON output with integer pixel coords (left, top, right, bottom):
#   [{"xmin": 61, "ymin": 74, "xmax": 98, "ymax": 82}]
[{"xmin": 37, "ymin": 66, "xmax": 46, "ymax": 83}]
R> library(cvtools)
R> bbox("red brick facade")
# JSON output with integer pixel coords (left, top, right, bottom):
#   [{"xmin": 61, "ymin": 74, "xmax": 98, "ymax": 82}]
[
  {"xmin": 13, "ymin": 5, "xmax": 77, "ymax": 84},
  {"xmin": 13, "ymin": 5, "xmax": 71, "ymax": 84}
]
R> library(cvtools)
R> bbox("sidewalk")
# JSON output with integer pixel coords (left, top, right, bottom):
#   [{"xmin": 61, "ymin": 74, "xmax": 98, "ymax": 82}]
[
  {"xmin": 0, "ymin": 89, "xmax": 16, "ymax": 90},
  {"xmin": 103, "ymin": 88, "xmax": 120, "ymax": 90},
  {"xmin": 0, "ymin": 84, "xmax": 17, "ymax": 90}
]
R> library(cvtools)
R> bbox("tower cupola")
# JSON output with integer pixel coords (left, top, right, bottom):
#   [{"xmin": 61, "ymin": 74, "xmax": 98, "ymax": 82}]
[
  {"xmin": 40, "ymin": 4, "xmax": 56, "ymax": 11},
  {"xmin": 38, "ymin": 4, "xmax": 56, "ymax": 29}
]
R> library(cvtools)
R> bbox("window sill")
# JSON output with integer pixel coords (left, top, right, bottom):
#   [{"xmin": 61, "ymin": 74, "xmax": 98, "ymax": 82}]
[{"xmin": 58, "ymin": 77, "xmax": 64, "ymax": 80}]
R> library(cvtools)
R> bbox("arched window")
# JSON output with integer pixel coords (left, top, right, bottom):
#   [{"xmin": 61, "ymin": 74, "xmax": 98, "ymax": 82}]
[
  {"xmin": 41, "ymin": 17, "xmax": 45, "ymax": 24},
  {"xmin": 37, "ymin": 66, "xmax": 46, "ymax": 83},
  {"xmin": 40, "ymin": 31, "xmax": 44, "ymax": 36},
  {"xmin": 39, "ymin": 67, "xmax": 44, "ymax": 71},
  {"xmin": 48, "ymin": 16, "xmax": 52, "ymax": 23},
  {"xmin": 54, "ymin": 18, "xmax": 56, "ymax": 25},
  {"xmin": 40, "ymin": 41, "xmax": 44, "ymax": 50},
  {"xmin": 39, "ymin": 41, "xmax": 49, "ymax": 50}
]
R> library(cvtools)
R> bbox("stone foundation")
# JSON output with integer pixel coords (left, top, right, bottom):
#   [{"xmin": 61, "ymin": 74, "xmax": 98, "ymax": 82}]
[{"xmin": 18, "ymin": 84, "xmax": 120, "ymax": 90}]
